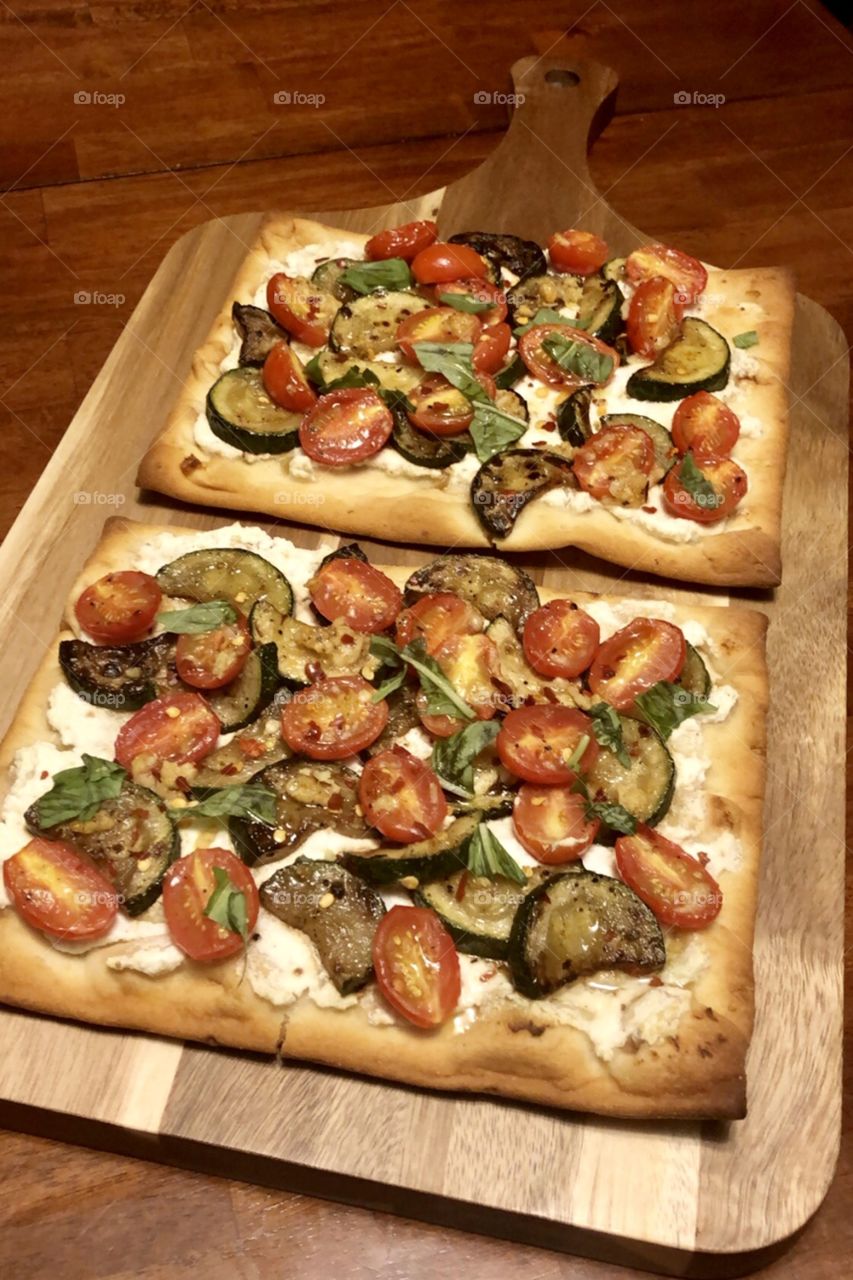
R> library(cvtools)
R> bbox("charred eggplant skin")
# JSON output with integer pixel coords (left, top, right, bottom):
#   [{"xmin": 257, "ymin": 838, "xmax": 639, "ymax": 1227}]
[
  {"xmin": 230, "ymin": 759, "xmax": 368, "ymax": 865},
  {"xmin": 448, "ymin": 231, "xmax": 547, "ymax": 280},
  {"xmin": 556, "ymin": 386, "xmax": 594, "ymax": 446},
  {"xmin": 403, "ymin": 554, "xmax": 540, "ymax": 632},
  {"xmin": 471, "ymin": 449, "xmax": 575, "ymax": 540},
  {"xmin": 59, "ymin": 633, "xmax": 175, "ymax": 712},
  {"xmin": 231, "ymin": 302, "xmax": 288, "ymax": 366}
]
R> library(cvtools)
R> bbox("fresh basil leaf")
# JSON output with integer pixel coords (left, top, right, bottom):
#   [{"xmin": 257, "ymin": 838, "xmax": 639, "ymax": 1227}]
[
  {"xmin": 303, "ymin": 351, "xmax": 325, "ymax": 387},
  {"xmin": 589, "ymin": 702, "xmax": 631, "ymax": 768},
  {"xmin": 542, "ymin": 333, "xmax": 613, "ymax": 383},
  {"xmin": 369, "ymin": 634, "xmax": 475, "ymax": 721},
  {"xmin": 339, "ymin": 258, "xmax": 412, "ymax": 294},
  {"xmin": 412, "ymin": 341, "xmax": 487, "ymax": 403},
  {"xmin": 564, "ymin": 733, "xmax": 591, "ymax": 774},
  {"xmin": 156, "ymin": 600, "xmax": 237, "ymax": 634},
  {"xmin": 437, "ymin": 290, "xmax": 493, "ymax": 315},
  {"xmin": 431, "ymin": 721, "xmax": 501, "ymax": 794},
  {"xmin": 634, "ymin": 680, "xmax": 716, "ymax": 741},
  {"xmin": 677, "ymin": 452, "xmax": 723, "ymax": 514},
  {"xmin": 733, "ymin": 330, "xmax": 758, "ymax": 349},
  {"xmin": 172, "ymin": 785, "xmax": 278, "ymax": 825},
  {"xmin": 371, "ymin": 665, "xmax": 408, "ymax": 702},
  {"xmin": 469, "ymin": 401, "xmax": 527, "ymax": 462},
  {"xmin": 34, "ymin": 754, "xmax": 127, "ymax": 828},
  {"xmin": 303, "ymin": 354, "xmax": 381, "ymax": 394},
  {"xmin": 586, "ymin": 799, "xmax": 636, "ymax": 835},
  {"xmin": 513, "ymin": 307, "xmax": 579, "ymax": 337},
  {"xmin": 204, "ymin": 865, "xmax": 249, "ymax": 943},
  {"xmin": 466, "ymin": 824, "xmax": 526, "ymax": 885}
]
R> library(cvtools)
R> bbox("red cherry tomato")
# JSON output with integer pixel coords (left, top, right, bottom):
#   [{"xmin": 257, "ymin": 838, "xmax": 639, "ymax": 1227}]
[
  {"xmin": 615, "ymin": 825, "xmax": 723, "ymax": 929},
  {"xmin": 518, "ymin": 323, "xmax": 619, "ymax": 389},
  {"xmin": 548, "ymin": 228, "xmax": 609, "ymax": 276},
  {"xmin": 473, "ymin": 322, "xmax": 512, "ymax": 375},
  {"xmin": 396, "ymin": 306, "xmax": 481, "ymax": 363},
  {"xmin": 411, "ymin": 242, "xmax": 489, "ymax": 285},
  {"xmin": 626, "ymin": 277, "xmax": 685, "ymax": 358},
  {"xmin": 671, "ymin": 392, "xmax": 741, "ymax": 458},
  {"xmin": 395, "ymin": 592, "xmax": 483, "ymax": 654},
  {"xmin": 522, "ymin": 599, "xmax": 600, "ymax": 678},
  {"xmin": 513, "ymin": 785, "xmax": 600, "ymax": 864},
  {"xmin": 436, "ymin": 279, "xmax": 507, "ymax": 327},
  {"xmin": 114, "ymin": 692, "xmax": 220, "ymax": 771},
  {"xmin": 280, "ymin": 674, "xmax": 388, "ymax": 760},
  {"xmin": 365, "ymin": 219, "xmax": 437, "ymax": 262},
  {"xmin": 415, "ymin": 693, "xmax": 467, "ymax": 739},
  {"xmin": 588, "ymin": 618, "xmax": 686, "ymax": 711},
  {"xmin": 433, "ymin": 632, "xmax": 500, "ymax": 720},
  {"xmin": 572, "ymin": 425, "xmax": 654, "ymax": 505},
  {"xmin": 175, "ymin": 614, "xmax": 252, "ymax": 690},
  {"xmin": 262, "ymin": 340, "xmax": 317, "ymax": 412},
  {"xmin": 3, "ymin": 838, "xmax": 118, "ymax": 941},
  {"xmin": 625, "ymin": 243, "xmax": 708, "ymax": 306},
  {"xmin": 359, "ymin": 747, "xmax": 448, "ymax": 843},
  {"xmin": 266, "ymin": 273, "xmax": 338, "ymax": 347},
  {"xmin": 163, "ymin": 847, "xmax": 259, "ymax": 962},
  {"xmin": 309, "ymin": 557, "xmax": 402, "ymax": 634},
  {"xmin": 662, "ymin": 453, "xmax": 748, "ymax": 524},
  {"xmin": 497, "ymin": 705, "xmax": 598, "ymax": 785},
  {"xmin": 406, "ymin": 374, "xmax": 474, "ymax": 436},
  {"xmin": 75, "ymin": 571, "xmax": 162, "ymax": 644},
  {"xmin": 373, "ymin": 905, "xmax": 460, "ymax": 1027},
  {"xmin": 299, "ymin": 388, "xmax": 393, "ymax": 466}
]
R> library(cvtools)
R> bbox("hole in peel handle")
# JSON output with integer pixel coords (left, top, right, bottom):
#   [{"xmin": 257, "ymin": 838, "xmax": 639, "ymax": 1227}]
[{"xmin": 545, "ymin": 69, "xmax": 581, "ymax": 87}]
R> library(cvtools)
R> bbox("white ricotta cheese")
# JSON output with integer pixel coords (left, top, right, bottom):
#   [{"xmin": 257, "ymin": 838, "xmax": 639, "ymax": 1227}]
[
  {"xmin": 106, "ymin": 940, "xmax": 184, "ymax": 976},
  {"xmin": 46, "ymin": 682, "xmax": 131, "ymax": 757}
]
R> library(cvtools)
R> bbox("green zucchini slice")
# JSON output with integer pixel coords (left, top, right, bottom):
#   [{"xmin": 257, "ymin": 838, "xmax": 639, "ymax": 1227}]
[
  {"xmin": 450, "ymin": 790, "xmax": 516, "ymax": 820},
  {"xmin": 485, "ymin": 616, "xmax": 583, "ymax": 710},
  {"xmin": 231, "ymin": 303, "xmax": 287, "ymax": 367},
  {"xmin": 249, "ymin": 601, "xmax": 377, "ymax": 685},
  {"xmin": 206, "ymin": 367, "xmax": 301, "ymax": 454},
  {"xmin": 404, "ymin": 554, "xmax": 540, "ymax": 632},
  {"xmin": 449, "ymin": 231, "xmax": 546, "ymax": 280},
  {"xmin": 577, "ymin": 275, "xmax": 623, "ymax": 344},
  {"xmin": 367, "ymin": 684, "xmax": 421, "ymax": 755},
  {"xmin": 557, "ymin": 386, "xmax": 594, "ymax": 446},
  {"xmin": 342, "ymin": 812, "xmax": 481, "ymax": 886},
  {"xmin": 678, "ymin": 641, "xmax": 711, "ymax": 699},
  {"xmin": 414, "ymin": 869, "xmax": 546, "ymax": 959},
  {"xmin": 390, "ymin": 407, "xmax": 470, "ymax": 469},
  {"xmin": 230, "ymin": 759, "xmax": 369, "ymax": 865},
  {"xmin": 626, "ymin": 318, "xmax": 730, "ymax": 402},
  {"xmin": 310, "ymin": 257, "xmax": 360, "ymax": 302},
  {"xmin": 311, "ymin": 348, "xmax": 422, "ymax": 395},
  {"xmin": 26, "ymin": 782, "xmax": 178, "ymax": 917},
  {"xmin": 156, "ymin": 547, "xmax": 294, "ymax": 616},
  {"xmin": 471, "ymin": 449, "xmax": 575, "ymax": 540},
  {"xmin": 190, "ymin": 701, "xmax": 291, "ymax": 791},
  {"xmin": 260, "ymin": 858, "xmax": 385, "ymax": 994},
  {"xmin": 204, "ymin": 643, "xmax": 280, "ymax": 733},
  {"xmin": 586, "ymin": 715, "xmax": 674, "ymax": 829},
  {"xmin": 329, "ymin": 290, "xmax": 431, "ymax": 359},
  {"xmin": 59, "ymin": 634, "xmax": 175, "ymax": 712},
  {"xmin": 507, "ymin": 272, "xmax": 583, "ymax": 327},
  {"xmin": 600, "ymin": 412, "xmax": 676, "ymax": 483},
  {"xmin": 602, "ymin": 257, "xmax": 626, "ymax": 284},
  {"xmin": 508, "ymin": 870, "xmax": 665, "ymax": 998},
  {"xmin": 495, "ymin": 387, "xmax": 529, "ymax": 422}
]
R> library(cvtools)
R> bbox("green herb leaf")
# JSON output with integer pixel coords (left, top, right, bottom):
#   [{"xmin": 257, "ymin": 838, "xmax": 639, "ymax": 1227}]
[
  {"xmin": 204, "ymin": 865, "xmax": 249, "ymax": 944},
  {"xmin": 431, "ymin": 721, "xmax": 501, "ymax": 795},
  {"xmin": 303, "ymin": 354, "xmax": 381, "ymax": 394},
  {"xmin": 634, "ymin": 681, "xmax": 716, "ymax": 741},
  {"xmin": 513, "ymin": 307, "xmax": 580, "ymax": 337},
  {"xmin": 571, "ymin": 776, "xmax": 636, "ymax": 835},
  {"xmin": 469, "ymin": 400, "xmax": 527, "ymax": 462},
  {"xmin": 494, "ymin": 352, "xmax": 526, "ymax": 390},
  {"xmin": 172, "ymin": 785, "xmax": 278, "ymax": 825},
  {"xmin": 34, "ymin": 754, "xmax": 127, "ymax": 828},
  {"xmin": 542, "ymin": 333, "xmax": 613, "ymax": 383},
  {"xmin": 733, "ymin": 330, "xmax": 758, "ymax": 349},
  {"xmin": 371, "ymin": 666, "xmax": 408, "ymax": 703},
  {"xmin": 339, "ymin": 258, "xmax": 412, "ymax": 295},
  {"xmin": 156, "ymin": 600, "xmax": 237, "ymax": 634},
  {"xmin": 564, "ymin": 733, "xmax": 591, "ymax": 774},
  {"xmin": 412, "ymin": 341, "xmax": 487, "ymax": 403},
  {"xmin": 588, "ymin": 702, "xmax": 631, "ymax": 768},
  {"xmin": 677, "ymin": 452, "xmax": 723, "ymax": 514},
  {"xmin": 438, "ymin": 290, "xmax": 493, "ymax": 315},
  {"xmin": 369, "ymin": 634, "xmax": 475, "ymax": 721},
  {"xmin": 466, "ymin": 823, "xmax": 527, "ymax": 885}
]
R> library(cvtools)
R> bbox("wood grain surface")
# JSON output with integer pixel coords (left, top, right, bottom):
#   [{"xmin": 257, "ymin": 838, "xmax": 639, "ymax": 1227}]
[{"xmin": 0, "ymin": 3, "xmax": 850, "ymax": 1278}]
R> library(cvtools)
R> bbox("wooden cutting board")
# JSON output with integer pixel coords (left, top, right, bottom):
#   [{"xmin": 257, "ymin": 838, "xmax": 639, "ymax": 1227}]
[{"xmin": 0, "ymin": 55, "xmax": 846, "ymax": 1272}]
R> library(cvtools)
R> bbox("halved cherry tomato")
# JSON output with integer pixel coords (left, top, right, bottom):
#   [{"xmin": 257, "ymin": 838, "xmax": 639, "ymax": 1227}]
[
  {"xmin": 473, "ymin": 322, "xmax": 512, "ymax": 375},
  {"xmin": 373, "ymin": 905, "xmax": 460, "ymax": 1027},
  {"xmin": 572, "ymin": 425, "xmax": 654, "ymax": 505},
  {"xmin": 365, "ymin": 219, "xmax": 437, "ymax": 262},
  {"xmin": 3, "ymin": 838, "xmax": 118, "ymax": 941},
  {"xmin": 518, "ymin": 323, "xmax": 619, "ymax": 389},
  {"xmin": 626, "ymin": 277, "xmax": 685, "ymax": 358},
  {"xmin": 299, "ymin": 388, "xmax": 393, "ymax": 465},
  {"xmin": 396, "ymin": 306, "xmax": 481, "ymax": 363},
  {"xmin": 280, "ymin": 674, "xmax": 388, "ymax": 759},
  {"xmin": 114, "ymin": 692, "xmax": 221, "ymax": 771},
  {"xmin": 497, "ymin": 705, "xmax": 598, "ymax": 785},
  {"xmin": 548, "ymin": 228, "xmax": 609, "ymax": 276},
  {"xmin": 266, "ymin": 273, "xmax": 338, "ymax": 347},
  {"xmin": 433, "ymin": 632, "xmax": 500, "ymax": 720},
  {"xmin": 175, "ymin": 613, "xmax": 252, "ymax": 690},
  {"xmin": 395, "ymin": 592, "xmax": 483, "ymax": 654},
  {"xmin": 262, "ymin": 340, "xmax": 317, "ymax": 412},
  {"xmin": 163, "ymin": 847, "xmax": 259, "ymax": 963},
  {"xmin": 588, "ymin": 618, "xmax": 686, "ymax": 711},
  {"xmin": 359, "ymin": 747, "xmax": 448, "ymax": 843},
  {"xmin": 625, "ymin": 243, "xmax": 708, "ymax": 306},
  {"xmin": 415, "ymin": 693, "xmax": 466, "ymax": 739},
  {"xmin": 406, "ymin": 374, "xmax": 474, "ymax": 436},
  {"xmin": 662, "ymin": 453, "xmax": 748, "ymax": 524},
  {"xmin": 437, "ymin": 278, "xmax": 507, "ymax": 327},
  {"xmin": 615, "ymin": 825, "xmax": 722, "ymax": 929},
  {"xmin": 671, "ymin": 392, "xmax": 740, "ymax": 458},
  {"xmin": 522, "ymin": 599, "xmax": 600, "ymax": 678},
  {"xmin": 513, "ymin": 785, "xmax": 600, "ymax": 864},
  {"xmin": 75, "ymin": 571, "xmax": 162, "ymax": 644},
  {"xmin": 411, "ymin": 242, "xmax": 489, "ymax": 285},
  {"xmin": 309, "ymin": 557, "xmax": 402, "ymax": 634}
]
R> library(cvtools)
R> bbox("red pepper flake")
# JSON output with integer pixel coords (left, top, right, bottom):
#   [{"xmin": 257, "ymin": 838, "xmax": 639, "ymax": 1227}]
[
  {"xmin": 698, "ymin": 850, "xmax": 710, "ymax": 867},
  {"xmin": 238, "ymin": 738, "xmax": 267, "ymax": 760},
  {"xmin": 642, "ymin": 505, "xmax": 657, "ymax": 515},
  {"xmin": 180, "ymin": 454, "xmax": 203, "ymax": 475}
]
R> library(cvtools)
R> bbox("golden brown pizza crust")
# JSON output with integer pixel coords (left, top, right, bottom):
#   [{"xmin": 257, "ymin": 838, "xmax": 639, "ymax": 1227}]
[
  {"xmin": 0, "ymin": 518, "xmax": 768, "ymax": 1118},
  {"xmin": 136, "ymin": 215, "xmax": 794, "ymax": 587}
]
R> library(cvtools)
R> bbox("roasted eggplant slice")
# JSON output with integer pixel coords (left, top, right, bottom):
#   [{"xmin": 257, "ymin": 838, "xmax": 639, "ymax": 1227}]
[
  {"xmin": 586, "ymin": 715, "xmax": 675, "ymax": 829},
  {"xmin": 414, "ymin": 869, "xmax": 546, "ymax": 960},
  {"xmin": 390, "ymin": 405, "xmax": 470, "ymax": 469},
  {"xmin": 231, "ymin": 302, "xmax": 288, "ymax": 367},
  {"xmin": 509, "ymin": 870, "xmax": 666, "ymax": 998},
  {"xmin": 59, "ymin": 633, "xmax": 175, "ymax": 712},
  {"xmin": 311, "ymin": 348, "xmax": 422, "ymax": 395},
  {"xmin": 556, "ymin": 386, "xmax": 594, "ymax": 446},
  {"xmin": 367, "ymin": 684, "xmax": 421, "ymax": 755},
  {"xmin": 342, "ymin": 812, "xmax": 480, "ymax": 886},
  {"xmin": 495, "ymin": 387, "xmax": 529, "ymax": 422},
  {"xmin": 603, "ymin": 257, "xmax": 626, "ymax": 284},
  {"xmin": 486, "ymin": 616, "xmax": 585, "ymax": 710},
  {"xmin": 260, "ymin": 858, "xmax": 385, "ymax": 994},
  {"xmin": 507, "ymin": 272, "xmax": 583, "ymax": 327},
  {"xmin": 206, "ymin": 367, "xmax": 301, "ymax": 455},
  {"xmin": 449, "ymin": 231, "xmax": 547, "ymax": 280},
  {"xmin": 204, "ymin": 643, "xmax": 280, "ymax": 734},
  {"xmin": 471, "ymin": 449, "xmax": 575, "ymax": 540},
  {"xmin": 403, "ymin": 554, "xmax": 540, "ymax": 631},
  {"xmin": 191, "ymin": 701, "xmax": 291, "ymax": 791},
  {"xmin": 157, "ymin": 547, "xmax": 294, "ymax": 616},
  {"xmin": 230, "ymin": 760, "xmax": 369, "ymax": 865},
  {"xmin": 626, "ymin": 318, "xmax": 730, "ymax": 402},
  {"xmin": 577, "ymin": 275, "xmax": 623, "ymax": 344},
  {"xmin": 249, "ymin": 601, "xmax": 377, "ymax": 685},
  {"xmin": 329, "ymin": 290, "xmax": 430, "ymax": 359},
  {"xmin": 600, "ymin": 413, "xmax": 676, "ymax": 483},
  {"xmin": 310, "ymin": 257, "xmax": 360, "ymax": 303},
  {"xmin": 678, "ymin": 642, "xmax": 711, "ymax": 699},
  {"xmin": 26, "ymin": 782, "xmax": 178, "ymax": 916}
]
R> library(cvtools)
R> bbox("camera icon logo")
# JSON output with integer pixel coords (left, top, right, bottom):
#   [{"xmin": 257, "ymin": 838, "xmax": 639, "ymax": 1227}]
[
  {"xmin": 673, "ymin": 91, "xmax": 691, "ymax": 105},
  {"xmin": 273, "ymin": 90, "xmax": 292, "ymax": 104},
  {"xmin": 473, "ymin": 90, "xmax": 491, "ymax": 105},
  {"xmin": 73, "ymin": 290, "xmax": 92, "ymax": 305},
  {"xmin": 74, "ymin": 90, "xmax": 92, "ymax": 105}
]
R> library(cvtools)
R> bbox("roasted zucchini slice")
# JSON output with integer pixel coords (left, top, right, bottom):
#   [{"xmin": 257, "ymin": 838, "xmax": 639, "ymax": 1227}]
[
  {"xmin": 231, "ymin": 302, "xmax": 288, "ymax": 367},
  {"xmin": 486, "ymin": 616, "xmax": 584, "ymax": 710},
  {"xmin": 508, "ymin": 870, "xmax": 666, "ymax": 998},
  {"xmin": 449, "ymin": 231, "xmax": 547, "ymax": 280},
  {"xmin": 626, "ymin": 318, "xmax": 730, "ymax": 402},
  {"xmin": 367, "ymin": 684, "xmax": 421, "ymax": 755},
  {"xmin": 329, "ymin": 290, "xmax": 431, "ymax": 359},
  {"xmin": 577, "ymin": 275, "xmax": 623, "ymax": 344},
  {"xmin": 230, "ymin": 759, "xmax": 369, "ymax": 865},
  {"xmin": 342, "ymin": 812, "xmax": 481, "ymax": 886},
  {"xmin": 586, "ymin": 715, "xmax": 675, "ymax": 829},
  {"xmin": 404, "ymin": 554, "xmax": 540, "ymax": 631},
  {"xmin": 390, "ymin": 406, "xmax": 470, "ymax": 469},
  {"xmin": 471, "ymin": 449, "xmax": 575, "ymax": 540},
  {"xmin": 507, "ymin": 272, "xmax": 583, "ymax": 326},
  {"xmin": 493, "ymin": 352, "xmax": 527, "ymax": 389},
  {"xmin": 450, "ymin": 790, "xmax": 516, "ymax": 819},
  {"xmin": 556, "ymin": 386, "xmax": 594, "ymax": 446},
  {"xmin": 156, "ymin": 547, "xmax": 294, "ymax": 616},
  {"xmin": 602, "ymin": 257, "xmax": 626, "ymax": 284},
  {"xmin": 249, "ymin": 601, "xmax": 377, "ymax": 685},
  {"xmin": 260, "ymin": 858, "xmax": 385, "ymax": 994},
  {"xmin": 59, "ymin": 633, "xmax": 175, "ymax": 712},
  {"xmin": 26, "ymin": 782, "xmax": 178, "ymax": 916},
  {"xmin": 206, "ymin": 366, "xmax": 301, "ymax": 454},
  {"xmin": 600, "ymin": 412, "xmax": 676, "ymax": 483},
  {"xmin": 204, "ymin": 642, "xmax": 280, "ymax": 733},
  {"xmin": 310, "ymin": 257, "xmax": 359, "ymax": 302},
  {"xmin": 495, "ymin": 387, "xmax": 529, "ymax": 422},
  {"xmin": 310, "ymin": 348, "xmax": 422, "ymax": 395},
  {"xmin": 190, "ymin": 701, "xmax": 291, "ymax": 791},
  {"xmin": 414, "ymin": 869, "xmax": 546, "ymax": 960},
  {"xmin": 678, "ymin": 641, "xmax": 711, "ymax": 699}
]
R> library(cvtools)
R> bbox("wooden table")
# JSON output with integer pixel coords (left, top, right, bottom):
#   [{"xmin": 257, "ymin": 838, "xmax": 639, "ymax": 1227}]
[{"xmin": 0, "ymin": 2, "xmax": 850, "ymax": 1276}]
